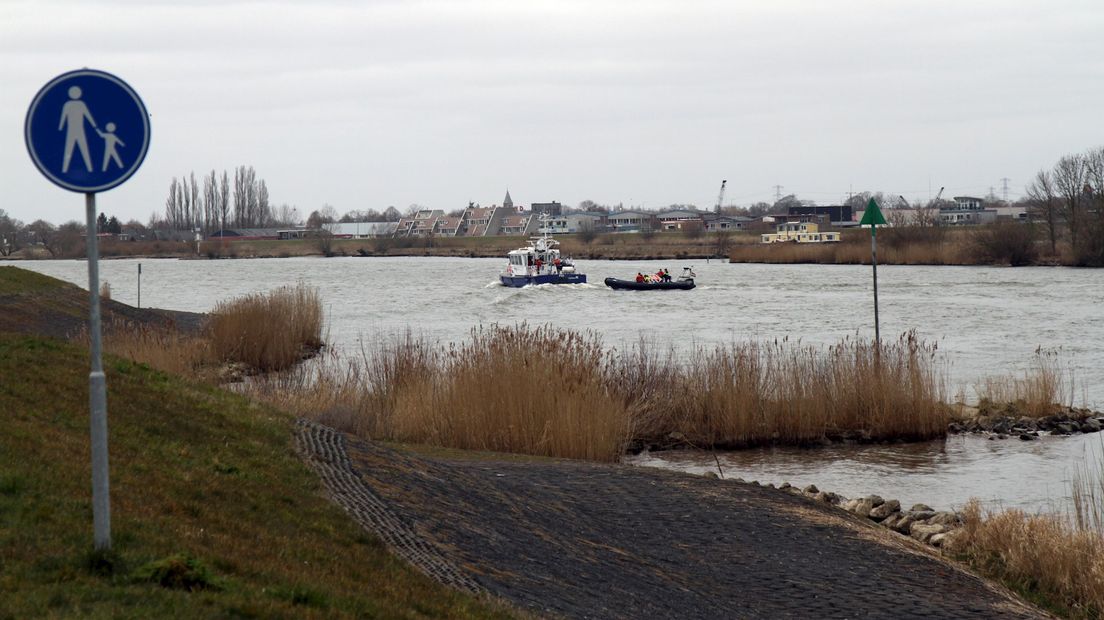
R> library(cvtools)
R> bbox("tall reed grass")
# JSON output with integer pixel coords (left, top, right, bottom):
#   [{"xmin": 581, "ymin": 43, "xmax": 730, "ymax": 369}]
[
  {"xmin": 974, "ymin": 348, "xmax": 1067, "ymax": 417},
  {"xmin": 252, "ymin": 326, "xmax": 630, "ymax": 461},
  {"xmin": 101, "ymin": 319, "xmax": 214, "ymax": 379},
  {"xmin": 950, "ymin": 498, "xmax": 1104, "ymax": 617},
  {"xmin": 621, "ymin": 332, "xmax": 947, "ymax": 447},
  {"xmin": 93, "ymin": 284, "xmax": 324, "ymax": 378},
  {"xmin": 949, "ymin": 440, "xmax": 1104, "ymax": 617},
  {"xmin": 248, "ymin": 327, "xmax": 949, "ymax": 460},
  {"xmin": 206, "ymin": 283, "xmax": 323, "ymax": 372}
]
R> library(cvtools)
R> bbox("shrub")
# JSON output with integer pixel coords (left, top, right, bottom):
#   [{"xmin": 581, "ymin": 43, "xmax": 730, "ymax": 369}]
[
  {"xmin": 971, "ymin": 220, "xmax": 1039, "ymax": 266},
  {"xmin": 206, "ymin": 283, "xmax": 323, "ymax": 372}
]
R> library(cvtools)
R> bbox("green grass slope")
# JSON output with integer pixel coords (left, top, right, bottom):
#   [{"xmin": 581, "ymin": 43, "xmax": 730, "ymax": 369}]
[{"xmin": 0, "ymin": 334, "xmax": 511, "ymax": 619}]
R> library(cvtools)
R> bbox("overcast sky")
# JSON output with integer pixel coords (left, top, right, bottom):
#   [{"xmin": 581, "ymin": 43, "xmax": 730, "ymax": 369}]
[{"xmin": 3, "ymin": 0, "xmax": 1102, "ymax": 225}]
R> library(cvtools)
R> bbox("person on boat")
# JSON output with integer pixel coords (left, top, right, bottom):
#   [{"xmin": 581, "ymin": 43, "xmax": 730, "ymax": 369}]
[
  {"xmin": 635, "ymin": 272, "xmax": 645, "ymax": 283},
  {"xmin": 535, "ymin": 257, "xmax": 543, "ymax": 272},
  {"xmin": 662, "ymin": 268, "xmax": 672, "ymax": 282},
  {"xmin": 553, "ymin": 257, "xmax": 562, "ymax": 273}
]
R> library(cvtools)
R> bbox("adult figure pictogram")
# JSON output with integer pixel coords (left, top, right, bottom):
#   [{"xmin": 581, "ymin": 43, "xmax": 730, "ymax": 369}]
[{"xmin": 59, "ymin": 85, "xmax": 98, "ymax": 173}]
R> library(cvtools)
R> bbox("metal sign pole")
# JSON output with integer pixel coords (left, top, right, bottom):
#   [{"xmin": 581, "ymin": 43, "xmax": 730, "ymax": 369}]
[
  {"xmin": 84, "ymin": 192, "xmax": 111, "ymax": 551},
  {"xmin": 137, "ymin": 262, "xmax": 141, "ymax": 309},
  {"xmin": 26, "ymin": 68, "xmax": 149, "ymax": 553},
  {"xmin": 871, "ymin": 226, "xmax": 880, "ymax": 346}
]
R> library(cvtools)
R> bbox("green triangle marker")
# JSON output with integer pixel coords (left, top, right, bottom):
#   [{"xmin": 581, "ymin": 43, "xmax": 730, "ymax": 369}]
[{"xmin": 859, "ymin": 197, "xmax": 886, "ymax": 227}]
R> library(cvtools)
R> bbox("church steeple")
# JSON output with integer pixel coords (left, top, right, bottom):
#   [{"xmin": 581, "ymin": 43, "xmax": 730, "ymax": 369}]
[{"xmin": 503, "ymin": 189, "xmax": 513, "ymax": 209}]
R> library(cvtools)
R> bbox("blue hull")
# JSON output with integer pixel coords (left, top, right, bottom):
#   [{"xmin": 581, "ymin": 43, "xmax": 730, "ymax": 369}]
[{"xmin": 500, "ymin": 273, "xmax": 587, "ymax": 287}]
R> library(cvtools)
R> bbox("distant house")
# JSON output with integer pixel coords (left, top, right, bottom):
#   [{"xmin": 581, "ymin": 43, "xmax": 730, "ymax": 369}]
[
  {"xmin": 321, "ymin": 222, "xmax": 400, "ymax": 238},
  {"xmin": 655, "ymin": 209, "xmax": 703, "ymax": 230},
  {"xmin": 544, "ymin": 213, "xmax": 603, "ymax": 234},
  {"xmin": 788, "ymin": 205, "xmax": 852, "ymax": 225},
  {"xmin": 499, "ymin": 214, "xmax": 536, "ymax": 235},
  {"xmin": 702, "ymin": 214, "xmax": 754, "ymax": 232},
  {"xmin": 761, "ymin": 221, "xmax": 840, "ymax": 244},
  {"xmin": 208, "ymin": 228, "xmax": 280, "ymax": 240},
  {"xmin": 607, "ymin": 210, "xmax": 652, "ymax": 232},
  {"xmin": 396, "ymin": 210, "xmax": 446, "ymax": 236},
  {"xmin": 530, "ymin": 201, "xmax": 563, "ymax": 217},
  {"xmin": 941, "ymin": 197, "xmax": 996, "ymax": 226}
]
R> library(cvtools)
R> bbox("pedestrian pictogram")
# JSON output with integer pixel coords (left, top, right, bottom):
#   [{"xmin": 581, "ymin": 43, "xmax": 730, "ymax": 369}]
[
  {"xmin": 25, "ymin": 69, "xmax": 150, "ymax": 193},
  {"xmin": 24, "ymin": 68, "xmax": 151, "ymax": 552}
]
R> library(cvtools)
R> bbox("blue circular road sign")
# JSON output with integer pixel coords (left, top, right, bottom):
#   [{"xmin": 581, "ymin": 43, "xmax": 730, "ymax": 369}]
[{"xmin": 25, "ymin": 69, "xmax": 150, "ymax": 193}]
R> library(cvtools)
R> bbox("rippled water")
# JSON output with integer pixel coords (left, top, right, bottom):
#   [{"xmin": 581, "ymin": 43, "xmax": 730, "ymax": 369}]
[
  {"xmin": 628, "ymin": 434, "xmax": 1104, "ymax": 515},
  {"xmin": 17, "ymin": 256, "xmax": 1104, "ymax": 513}
]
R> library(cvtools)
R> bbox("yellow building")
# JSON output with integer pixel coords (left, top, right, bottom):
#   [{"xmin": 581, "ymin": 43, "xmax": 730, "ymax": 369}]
[{"xmin": 761, "ymin": 221, "xmax": 841, "ymax": 244}]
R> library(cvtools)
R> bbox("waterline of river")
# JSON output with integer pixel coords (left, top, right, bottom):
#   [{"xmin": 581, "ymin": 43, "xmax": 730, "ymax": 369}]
[{"xmin": 14, "ymin": 256, "xmax": 1104, "ymax": 514}]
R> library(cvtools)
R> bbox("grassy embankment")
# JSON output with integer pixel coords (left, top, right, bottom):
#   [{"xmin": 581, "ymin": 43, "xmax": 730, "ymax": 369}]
[{"xmin": 0, "ymin": 267, "xmax": 514, "ymax": 619}]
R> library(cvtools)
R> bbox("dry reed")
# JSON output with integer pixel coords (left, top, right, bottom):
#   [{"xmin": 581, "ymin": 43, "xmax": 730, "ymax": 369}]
[
  {"xmin": 1072, "ymin": 441, "xmax": 1104, "ymax": 535},
  {"xmin": 101, "ymin": 318, "xmax": 214, "ymax": 379},
  {"xmin": 250, "ymin": 326, "xmax": 631, "ymax": 461},
  {"xmin": 206, "ymin": 283, "xmax": 323, "ymax": 372},
  {"xmin": 949, "ymin": 500, "xmax": 1104, "ymax": 618},
  {"xmin": 974, "ymin": 348, "xmax": 1066, "ymax": 417},
  {"xmin": 249, "ymin": 327, "xmax": 948, "ymax": 460},
  {"xmin": 620, "ymin": 332, "xmax": 947, "ymax": 447}
]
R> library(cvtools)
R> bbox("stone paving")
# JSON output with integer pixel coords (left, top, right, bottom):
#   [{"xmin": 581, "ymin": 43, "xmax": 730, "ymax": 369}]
[{"xmin": 296, "ymin": 420, "xmax": 1049, "ymax": 619}]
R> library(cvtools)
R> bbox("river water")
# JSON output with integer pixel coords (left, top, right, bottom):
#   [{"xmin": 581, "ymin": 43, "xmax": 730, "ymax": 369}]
[{"xmin": 16, "ymin": 256, "xmax": 1104, "ymax": 513}]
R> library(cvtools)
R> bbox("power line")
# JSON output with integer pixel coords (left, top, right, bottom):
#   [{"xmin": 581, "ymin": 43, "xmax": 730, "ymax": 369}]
[
  {"xmin": 773, "ymin": 185, "xmax": 784, "ymax": 201},
  {"xmin": 1000, "ymin": 177, "xmax": 1011, "ymax": 202}
]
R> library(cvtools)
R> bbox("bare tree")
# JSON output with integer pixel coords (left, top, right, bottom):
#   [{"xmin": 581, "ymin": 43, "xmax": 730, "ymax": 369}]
[
  {"xmin": 218, "ymin": 171, "xmax": 230, "ymax": 232},
  {"xmin": 273, "ymin": 203, "xmax": 299, "ymax": 227},
  {"xmin": 1025, "ymin": 169, "xmax": 1061, "ymax": 254},
  {"xmin": 1052, "ymin": 153, "xmax": 1087, "ymax": 253},
  {"xmin": 202, "ymin": 170, "xmax": 217, "ymax": 234},
  {"xmin": 188, "ymin": 172, "xmax": 200, "ymax": 230},
  {"xmin": 233, "ymin": 166, "xmax": 248, "ymax": 227},
  {"xmin": 0, "ymin": 209, "xmax": 24, "ymax": 256},
  {"xmin": 257, "ymin": 180, "xmax": 270, "ymax": 227}
]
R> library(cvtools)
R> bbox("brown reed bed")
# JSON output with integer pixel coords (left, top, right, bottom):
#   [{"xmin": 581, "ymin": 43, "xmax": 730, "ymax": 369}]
[
  {"xmin": 621, "ymin": 332, "xmax": 948, "ymax": 448},
  {"xmin": 974, "ymin": 348, "xmax": 1068, "ymax": 418},
  {"xmin": 102, "ymin": 318, "xmax": 215, "ymax": 379},
  {"xmin": 206, "ymin": 283, "xmax": 323, "ymax": 372},
  {"xmin": 248, "ymin": 326, "xmax": 949, "ymax": 460},
  {"xmin": 949, "ymin": 497, "xmax": 1104, "ymax": 618},
  {"xmin": 95, "ymin": 284, "xmax": 324, "ymax": 378},
  {"xmin": 253, "ymin": 327, "xmax": 631, "ymax": 461}
]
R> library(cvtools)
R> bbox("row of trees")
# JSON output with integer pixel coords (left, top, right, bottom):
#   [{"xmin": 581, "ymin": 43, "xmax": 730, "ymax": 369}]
[
  {"xmin": 158, "ymin": 166, "xmax": 300, "ymax": 233},
  {"xmin": 1025, "ymin": 146, "xmax": 1104, "ymax": 265},
  {"xmin": 0, "ymin": 212, "xmax": 89, "ymax": 258}
]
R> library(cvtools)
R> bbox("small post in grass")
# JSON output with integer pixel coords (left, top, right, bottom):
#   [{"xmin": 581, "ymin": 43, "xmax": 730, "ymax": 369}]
[
  {"xmin": 859, "ymin": 198, "xmax": 887, "ymax": 346},
  {"xmin": 137, "ymin": 262, "xmax": 141, "ymax": 309}
]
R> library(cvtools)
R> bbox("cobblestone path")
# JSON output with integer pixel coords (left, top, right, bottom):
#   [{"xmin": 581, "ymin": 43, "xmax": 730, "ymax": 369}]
[{"xmin": 297, "ymin": 421, "xmax": 1047, "ymax": 619}]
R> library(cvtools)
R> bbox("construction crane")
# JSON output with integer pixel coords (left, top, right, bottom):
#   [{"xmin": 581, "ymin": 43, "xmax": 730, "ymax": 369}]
[
  {"xmin": 932, "ymin": 186, "xmax": 945, "ymax": 205},
  {"xmin": 714, "ymin": 179, "xmax": 727, "ymax": 214}
]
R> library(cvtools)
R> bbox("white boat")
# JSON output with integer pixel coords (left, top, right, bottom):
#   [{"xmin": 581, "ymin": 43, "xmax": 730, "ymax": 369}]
[{"xmin": 500, "ymin": 229, "xmax": 586, "ymax": 287}]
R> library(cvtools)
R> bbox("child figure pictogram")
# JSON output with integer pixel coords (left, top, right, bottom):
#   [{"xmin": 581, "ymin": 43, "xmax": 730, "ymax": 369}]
[{"xmin": 96, "ymin": 122, "xmax": 125, "ymax": 171}]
